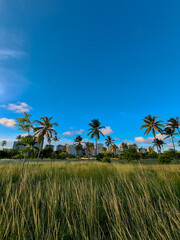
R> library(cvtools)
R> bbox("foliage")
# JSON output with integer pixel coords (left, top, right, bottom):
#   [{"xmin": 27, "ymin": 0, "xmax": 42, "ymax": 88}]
[
  {"xmin": 158, "ymin": 154, "xmax": 172, "ymax": 164},
  {"xmin": 119, "ymin": 148, "xmax": 141, "ymax": 161},
  {"xmin": 0, "ymin": 150, "xmax": 9, "ymax": 159},
  {"xmin": 16, "ymin": 112, "xmax": 34, "ymax": 134},
  {"xmin": 40, "ymin": 146, "xmax": 53, "ymax": 158},
  {"xmin": 59, "ymin": 152, "xmax": 68, "ymax": 159},
  {"xmin": 0, "ymin": 163, "xmax": 179, "ymax": 240},
  {"xmin": 96, "ymin": 153, "xmax": 104, "ymax": 161},
  {"xmin": 12, "ymin": 154, "xmax": 23, "ymax": 159},
  {"xmin": 101, "ymin": 156, "xmax": 111, "ymax": 163},
  {"xmin": 147, "ymin": 151, "xmax": 158, "ymax": 159}
]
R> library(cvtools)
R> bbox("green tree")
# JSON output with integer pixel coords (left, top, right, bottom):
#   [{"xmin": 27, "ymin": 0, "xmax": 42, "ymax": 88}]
[
  {"xmin": 87, "ymin": 119, "xmax": 105, "ymax": 155},
  {"xmin": 140, "ymin": 115, "xmax": 164, "ymax": 152},
  {"xmin": 1, "ymin": 140, "xmax": 7, "ymax": 148},
  {"xmin": 164, "ymin": 127, "xmax": 178, "ymax": 162},
  {"xmin": 74, "ymin": 135, "xmax": 83, "ymax": 156},
  {"xmin": 105, "ymin": 136, "xmax": 114, "ymax": 148},
  {"xmin": 111, "ymin": 144, "xmax": 118, "ymax": 157},
  {"xmin": 167, "ymin": 117, "xmax": 180, "ymax": 134},
  {"xmin": 152, "ymin": 138, "xmax": 165, "ymax": 153},
  {"xmin": 16, "ymin": 112, "xmax": 34, "ymax": 135},
  {"xmin": 33, "ymin": 116, "xmax": 58, "ymax": 163},
  {"xmin": 52, "ymin": 135, "xmax": 59, "ymax": 150},
  {"xmin": 19, "ymin": 135, "xmax": 39, "ymax": 183}
]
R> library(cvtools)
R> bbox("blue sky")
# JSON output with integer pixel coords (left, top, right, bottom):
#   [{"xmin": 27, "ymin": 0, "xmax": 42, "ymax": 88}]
[{"xmin": 0, "ymin": 0, "xmax": 180, "ymax": 149}]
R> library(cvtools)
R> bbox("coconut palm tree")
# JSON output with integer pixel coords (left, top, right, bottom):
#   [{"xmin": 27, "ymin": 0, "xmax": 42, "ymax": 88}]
[
  {"xmin": 16, "ymin": 135, "xmax": 22, "ymax": 141},
  {"xmin": 167, "ymin": 117, "xmax": 180, "ymax": 134},
  {"xmin": 52, "ymin": 135, "xmax": 60, "ymax": 151},
  {"xmin": 112, "ymin": 144, "xmax": 118, "ymax": 157},
  {"xmin": 152, "ymin": 138, "xmax": 165, "ymax": 153},
  {"xmin": 74, "ymin": 135, "xmax": 83, "ymax": 156},
  {"xmin": 85, "ymin": 141, "xmax": 93, "ymax": 156},
  {"xmin": 33, "ymin": 117, "xmax": 58, "ymax": 163},
  {"xmin": 105, "ymin": 136, "xmax": 115, "ymax": 148},
  {"xmin": 140, "ymin": 115, "xmax": 164, "ymax": 152},
  {"xmin": 87, "ymin": 119, "xmax": 105, "ymax": 155},
  {"xmin": 164, "ymin": 127, "xmax": 178, "ymax": 162},
  {"xmin": 1, "ymin": 140, "xmax": 7, "ymax": 148}
]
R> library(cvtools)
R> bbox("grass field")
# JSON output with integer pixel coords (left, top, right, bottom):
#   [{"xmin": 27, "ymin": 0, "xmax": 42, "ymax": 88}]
[{"xmin": 0, "ymin": 161, "xmax": 179, "ymax": 239}]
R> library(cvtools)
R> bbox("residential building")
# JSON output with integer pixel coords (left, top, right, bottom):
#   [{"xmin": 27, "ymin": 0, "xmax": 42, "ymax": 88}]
[
  {"xmin": 97, "ymin": 143, "xmax": 103, "ymax": 154},
  {"xmin": 56, "ymin": 144, "xmax": 64, "ymax": 151}
]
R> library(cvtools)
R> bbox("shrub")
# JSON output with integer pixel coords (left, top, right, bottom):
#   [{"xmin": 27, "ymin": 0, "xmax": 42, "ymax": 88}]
[
  {"xmin": 68, "ymin": 154, "xmax": 75, "ymax": 158},
  {"xmin": 147, "ymin": 151, "xmax": 158, "ymax": 159},
  {"xmin": 158, "ymin": 154, "xmax": 172, "ymax": 164},
  {"xmin": 0, "ymin": 150, "xmax": 9, "ymax": 159},
  {"xmin": 59, "ymin": 152, "xmax": 68, "ymax": 159},
  {"xmin": 101, "ymin": 157, "xmax": 111, "ymax": 163},
  {"xmin": 96, "ymin": 153, "xmax": 104, "ymax": 161},
  {"xmin": 12, "ymin": 154, "xmax": 23, "ymax": 159}
]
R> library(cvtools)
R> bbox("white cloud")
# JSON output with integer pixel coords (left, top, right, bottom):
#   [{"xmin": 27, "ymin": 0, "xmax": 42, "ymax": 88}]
[
  {"xmin": 62, "ymin": 129, "xmax": 84, "ymax": 136},
  {"xmin": 135, "ymin": 136, "xmax": 153, "ymax": 143},
  {"xmin": 1, "ymin": 102, "xmax": 32, "ymax": 113},
  {"xmin": 114, "ymin": 137, "xmax": 120, "ymax": 141},
  {"xmin": 101, "ymin": 126, "xmax": 113, "ymax": 135},
  {"xmin": 0, "ymin": 49, "xmax": 25, "ymax": 60},
  {"xmin": 135, "ymin": 134, "xmax": 167, "ymax": 144},
  {"xmin": 0, "ymin": 118, "xmax": 16, "ymax": 127}
]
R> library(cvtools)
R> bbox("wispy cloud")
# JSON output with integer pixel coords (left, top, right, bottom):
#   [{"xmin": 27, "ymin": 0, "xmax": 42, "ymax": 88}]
[
  {"xmin": 101, "ymin": 126, "xmax": 113, "ymax": 135},
  {"xmin": 0, "ymin": 49, "xmax": 25, "ymax": 60},
  {"xmin": 0, "ymin": 118, "xmax": 16, "ymax": 127},
  {"xmin": 114, "ymin": 137, "xmax": 120, "ymax": 141},
  {"xmin": 0, "ymin": 102, "xmax": 32, "ymax": 113},
  {"xmin": 62, "ymin": 129, "xmax": 84, "ymax": 136}
]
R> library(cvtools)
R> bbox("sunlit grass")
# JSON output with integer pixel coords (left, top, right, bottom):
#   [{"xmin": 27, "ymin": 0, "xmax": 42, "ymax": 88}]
[{"xmin": 0, "ymin": 162, "xmax": 179, "ymax": 239}]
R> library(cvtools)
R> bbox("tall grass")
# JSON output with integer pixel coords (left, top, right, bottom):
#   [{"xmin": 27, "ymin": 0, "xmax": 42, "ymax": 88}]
[{"xmin": 0, "ymin": 162, "xmax": 179, "ymax": 239}]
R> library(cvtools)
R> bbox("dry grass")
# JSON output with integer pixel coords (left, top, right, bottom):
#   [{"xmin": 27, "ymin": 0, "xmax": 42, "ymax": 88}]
[{"xmin": 0, "ymin": 162, "xmax": 179, "ymax": 239}]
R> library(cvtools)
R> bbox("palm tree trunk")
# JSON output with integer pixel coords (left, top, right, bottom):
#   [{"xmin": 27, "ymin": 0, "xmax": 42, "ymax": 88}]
[
  {"xmin": 171, "ymin": 136, "xmax": 178, "ymax": 162},
  {"xmin": 37, "ymin": 139, "xmax": 43, "ymax": 164},
  {"xmin": 153, "ymin": 134, "xmax": 159, "ymax": 153},
  {"xmin": 95, "ymin": 136, "xmax": 97, "ymax": 155}
]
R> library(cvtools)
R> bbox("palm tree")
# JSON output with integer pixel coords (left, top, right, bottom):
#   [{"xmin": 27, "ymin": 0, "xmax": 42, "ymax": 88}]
[
  {"xmin": 167, "ymin": 117, "xmax": 180, "ymax": 134},
  {"xmin": 164, "ymin": 127, "xmax": 178, "ymax": 162},
  {"xmin": 152, "ymin": 138, "xmax": 165, "ymax": 153},
  {"xmin": 112, "ymin": 144, "xmax": 118, "ymax": 157},
  {"xmin": 33, "ymin": 117, "xmax": 58, "ymax": 163},
  {"xmin": 105, "ymin": 136, "xmax": 115, "ymax": 149},
  {"xmin": 85, "ymin": 141, "xmax": 91, "ymax": 156},
  {"xmin": 19, "ymin": 135, "xmax": 38, "ymax": 183},
  {"xmin": 1, "ymin": 140, "xmax": 7, "ymax": 148},
  {"xmin": 140, "ymin": 115, "xmax": 164, "ymax": 152},
  {"xmin": 16, "ymin": 135, "xmax": 22, "ymax": 141},
  {"xmin": 74, "ymin": 135, "xmax": 83, "ymax": 156},
  {"xmin": 87, "ymin": 119, "xmax": 105, "ymax": 155},
  {"xmin": 52, "ymin": 135, "xmax": 59, "ymax": 151}
]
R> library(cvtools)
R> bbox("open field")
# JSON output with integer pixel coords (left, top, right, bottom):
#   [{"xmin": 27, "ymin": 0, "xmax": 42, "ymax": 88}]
[{"xmin": 0, "ymin": 162, "xmax": 180, "ymax": 239}]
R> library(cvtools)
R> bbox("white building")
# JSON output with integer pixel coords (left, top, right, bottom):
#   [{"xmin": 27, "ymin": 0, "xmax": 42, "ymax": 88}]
[
  {"xmin": 97, "ymin": 143, "xmax": 103, "ymax": 154},
  {"xmin": 139, "ymin": 147, "xmax": 147, "ymax": 153},
  {"xmin": 56, "ymin": 144, "xmax": 64, "ymax": 151}
]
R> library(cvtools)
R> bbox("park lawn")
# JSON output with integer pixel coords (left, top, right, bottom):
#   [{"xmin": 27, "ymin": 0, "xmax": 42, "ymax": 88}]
[{"xmin": 0, "ymin": 162, "xmax": 179, "ymax": 239}]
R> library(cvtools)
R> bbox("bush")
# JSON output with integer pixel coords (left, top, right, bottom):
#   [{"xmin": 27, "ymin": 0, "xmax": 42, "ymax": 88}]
[
  {"xmin": 12, "ymin": 154, "xmax": 23, "ymax": 159},
  {"xmin": 96, "ymin": 153, "xmax": 104, "ymax": 161},
  {"xmin": 68, "ymin": 154, "xmax": 75, "ymax": 158},
  {"xmin": 59, "ymin": 152, "xmax": 68, "ymax": 159},
  {"xmin": 147, "ymin": 151, "xmax": 158, "ymax": 159},
  {"xmin": 0, "ymin": 150, "xmax": 9, "ymax": 159},
  {"xmin": 158, "ymin": 154, "xmax": 172, "ymax": 164},
  {"xmin": 101, "ymin": 157, "xmax": 111, "ymax": 163}
]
